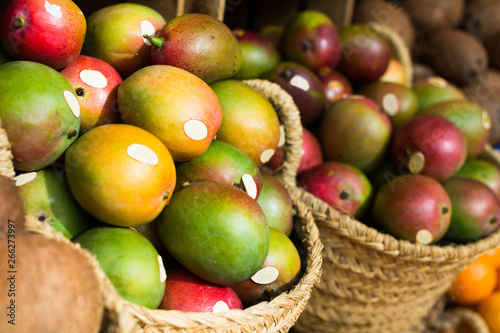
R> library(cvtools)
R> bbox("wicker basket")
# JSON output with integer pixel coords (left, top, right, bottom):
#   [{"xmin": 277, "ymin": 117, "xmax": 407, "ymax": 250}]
[
  {"xmin": 291, "ymin": 146, "xmax": 500, "ymax": 333},
  {"xmin": 0, "ymin": 79, "xmax": 323, "ymax": 333},
  {"xmin": 289, "ymin": 21, "xmax": 499, "ymax": 333}
]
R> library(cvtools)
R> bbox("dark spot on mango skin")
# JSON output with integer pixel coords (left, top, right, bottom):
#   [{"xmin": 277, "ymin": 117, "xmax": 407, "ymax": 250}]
[
  {"xmin": 76, "ymin": 87, "xmax": 85, "ymax": 96},
  {"xmin": 67, "ymin": 128, "xmax": 78, "ymax": 139}
]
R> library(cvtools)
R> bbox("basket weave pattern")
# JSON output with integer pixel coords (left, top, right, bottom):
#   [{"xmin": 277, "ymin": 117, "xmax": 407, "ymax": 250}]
[
  {"xmin": 0, "ymin": 79, "xmax": 323, "ymax": 333},
  {"xmin": 292, "ymin": 24, "xmax": 500, "ymax": 333}
]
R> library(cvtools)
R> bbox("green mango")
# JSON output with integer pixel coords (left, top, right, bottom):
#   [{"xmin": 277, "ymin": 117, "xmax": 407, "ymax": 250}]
[
  {"xmin": 0, "ymin": 61, "xmax": 81, "ymax": 171},
  {"xmin": 15, "ymin": 168, "xmax": 99, "ymax": 239},
  {"xmin": 231, "ymin": 29, "xmax": 281, "ymax": 80},
  {"xmin": 453, "ymin": 159, "xmax": 500, "ymax": 200},
  {"xmin": 210, "ymin": 79, "xmax": 280, "ymax": 166},
  {"xmin": 157, "ymin": 179, "xmax": 270, "ymax": 286},
  {"xmin": 413, "ymin": 77, "xmax": 465, "ymax": 112},
  {"xmin": 442, "ymin": 178, "xmax": 500, "ymax": 243},
  {"xmin": 256, "ymin": 170, "xmax": 294, "ymax": 236},
  {"xmin": 175, "ymin": 140, "xmax": 263, "ymax": 199},
  {"xmin": 74, "ymin": 226, "xmax": 167, "ymax": 309},
  {"xmin": 419, "ymin": 100, "xmax": 491, "ymax": 158},
  {"xmin": 82, "ymin": 3, "xmax": 166, "ymax": 78},
  {"xmin": 148, "ymin": 13, "xmax": 242, "ymax": 84},
  {"xmin": 281, "ymin": 10, "xmax": 342, "ymax": 72}
]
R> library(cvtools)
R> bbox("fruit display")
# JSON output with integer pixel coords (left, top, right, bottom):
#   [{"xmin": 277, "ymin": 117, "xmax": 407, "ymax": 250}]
[
  {"xmin": 215, "ymin": 2, "xmax": 500, "ymax": 332},
  {"xmin": 2, "ymin": 0, "xmax": 500, "ymax": 332},
  {"xmin": 0, "ymin": 2, "xmax": 325, "ymax": 331}
]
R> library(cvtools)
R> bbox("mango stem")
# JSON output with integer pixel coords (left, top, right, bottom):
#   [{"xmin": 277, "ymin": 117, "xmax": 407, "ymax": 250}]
[{"xmin": 143, "ymin": 35, "xmax": 164, "ymax": 49}]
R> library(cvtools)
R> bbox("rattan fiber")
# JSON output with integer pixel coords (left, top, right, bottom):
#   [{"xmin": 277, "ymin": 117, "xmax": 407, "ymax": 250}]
[{"xmin": 0, "ymin": 78, "xmax": 323, "ymax": 333}]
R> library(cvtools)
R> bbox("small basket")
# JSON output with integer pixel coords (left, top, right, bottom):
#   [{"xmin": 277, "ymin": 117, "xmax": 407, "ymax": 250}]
[
  {"xmin": 291, "ymin": 155, "xmax": 500, "ymax": 332},
  {"xmin": 290, "ymin": 22, "xmax": 499, "ymax": 333},
  {"xmin": 0, "ymin": 79, "xmax": 323, "ymax": 333}
]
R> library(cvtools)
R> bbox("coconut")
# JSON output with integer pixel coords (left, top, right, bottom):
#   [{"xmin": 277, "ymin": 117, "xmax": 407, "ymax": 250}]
[
  {"xmin": 0, "ymin": 174, "xmax": 25, "ymax": 238},
  {"xmin": 0, "ymin": 232, "xmax": 104, "ymax": 333}
]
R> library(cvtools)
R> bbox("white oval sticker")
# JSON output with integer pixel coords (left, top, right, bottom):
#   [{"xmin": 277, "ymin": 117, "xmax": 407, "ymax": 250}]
[
  {"xmin": 241, "ymin": 173, "xmax": 258, "ymax": 199},
  {"xmin": 184, "ymin": 120, "xmax": 208, "ymax": 141},
  {"xmin": 80, "ymin": 70, "xmax": 108, "ymax": 89},
  {"xmin": 212, "ymin": 301, "xmax": 230, "ymax": 314},
  {"xmin": 382, "ymin": 93, "xmax": 399, "ymax": 116},
  {"xmin": 141, "ymin": 20, "xmax": 156, "ymax": 46},
  {"xmin": 260, "ymin": 149, "xmax": 275, "ymax": 164},
  {"xmin": 14, "ymin": 172, "xmax": 37, "ymax": 186},
  {"xmin": 290, "ymin": 75, "xmax": 310, "ymax": 91},
  {"xmin": 416, "ymin": 229, "xmax": 433, "ymax": 245},
  {"xmin": 251, "ymin": 266, "xmax": 279, "ymax": 285},
  {"xmin": 278, "ymin": 125, "xmax": 285, "ymax": 148},
  {"xmin": 127, "ymin": 144, "xmax": 159, "ymax": 166},
  {"xmin": 64, "ymin": 90, "xmax": 81, "ymax": 118},
  {"xmin": 157, "ymin": 255, "xmax": 167, "ymax": 283}
]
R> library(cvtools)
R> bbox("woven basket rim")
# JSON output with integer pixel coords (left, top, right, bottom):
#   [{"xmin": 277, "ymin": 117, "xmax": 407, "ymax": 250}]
[
  {"xmin": 368, "ymin": 22, "xmax": 414, "ymax": 87},
  {"xmin": 243, "ymin": 79, "xmax": 303, "ymax": 188},
  {"xmin": 0, "ymin": 78, "xmax": 322, "ymax": 332},
  {"xmin": 102, "ymin": 192, "xmax": 323, "ymax": 332},
  {"xmin": 294, "ymin": 144, "xmax": 500, "ymax": 263}
]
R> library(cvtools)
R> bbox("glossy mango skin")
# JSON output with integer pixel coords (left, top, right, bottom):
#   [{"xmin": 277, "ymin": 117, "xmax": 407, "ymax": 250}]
[
  {"xmin": 442, "ymin": 178, "xmax": 500, "ymax": 243},
  {"xmin": 299, "ymin": 161, "xmax": 373, "ymax": 218},
  {"xmin": 319, "ymin": 96, "xmax": 392, "ymax": 173},
  {"xmin": 75, "ymin": 227, "xmax": 166, "ymax": 309},
  {"xmin": 157, "ymin": 179, "xmax": 270, "ymax": 286},
  {"xmin": 263, "ymin": 61, "xmax": 326, "ymax": 127},
  {"xmin": 412, "ymin": 77, "xmax": 465, "ymax": 112},
  {"xmin": 82, "ymin": 3, "xmax": 166, "ymax": 78},
  {"xmin": 419, "ymin": 100, "xmax": 491, "ymax": 158},
  {"xmin": 338, "ymin": 24, "xmax": 392, "ymax": 83},
  {"xmin": 281, "ymin": 10, "xmax": 342, "ymax": 72},
  {"xmin": 60, "ymin": 55, "xmax": 123, "ymax": 134},
  {"xmin": 372, "ymin": 174, "xmax": 452, "ymax": 244},
  {"xmin": 210, "ymin": 79, "xmax": 280, "ymax": 166},
  {"xmin": 0, "ymin": 0, "xmax": 86, "ymax": 70},
  {"xmin": 65, "ymin": 123, "xmax": 176, "ymax": 227},
  {"xmin": 232, "ymin": 29, "xmax": 280, "ymax": 80},
  {"xmin": 360, "ymin": 81, "xmax": 418, "ymax": 128},
  {"xmin": 230, "ymin": 227, "xmax": 301, "ymax": 307},
  {"xmin": 256, "ymin": 171, "xmax": 294, "ymax": 236},
  {"xmin": 0, "ymin": 61, "xmax": 81, "ymax": 171},
  {"xmin": 118, "ymin": 65, "xmax": 222, "ymax": 162},
  {"xmin": 16, "ymin": 168, "xmax": 99, "ymax": 240},
  {"xmin": 175, "ymin": 140, "xmax": 263, "ymax": 198},
  {"xmin": 151, "ymin": 13, "xmax": 242, "ymax": 84},
  {"xmin": 454, "ymin": 159, "xmax": 500, "ymax": 200}
]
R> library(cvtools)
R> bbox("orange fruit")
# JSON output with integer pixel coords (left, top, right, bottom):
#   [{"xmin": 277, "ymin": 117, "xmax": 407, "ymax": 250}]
[
  {"xmin": 478, "ymin": 291, "xmax": 500, "ymax": 333},
  {"xmin": 485, "ymin": 246, "xmax": 500, "ymax": 268},
  {"xmin": 447, "ymin": 254, "xmax": 497, "ymax": 306},
  {"xmin": 65, "ymin": 123, "xmax": 176, "ymax": 227}
]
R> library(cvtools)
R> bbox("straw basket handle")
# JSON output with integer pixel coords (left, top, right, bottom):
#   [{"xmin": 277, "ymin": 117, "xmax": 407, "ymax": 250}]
[
  {"xmin": 369, "ymin": 22, "xmax": 414, "ymax": 87},
  {"xmin": 243, "ymin": 79, "xmax": 303, "ymax": 188}
]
